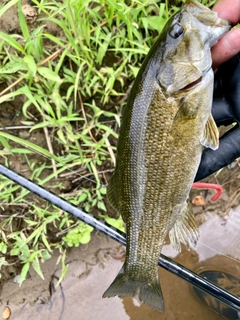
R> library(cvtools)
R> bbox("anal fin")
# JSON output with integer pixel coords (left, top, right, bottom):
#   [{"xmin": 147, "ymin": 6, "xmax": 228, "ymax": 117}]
[
  {"xmin": 200, "ymin": 113, "xmax": 219, "ymax": 150},
  {"xmin": 169, "ymin": 201, "xmax": 199, "ymax": 252}
]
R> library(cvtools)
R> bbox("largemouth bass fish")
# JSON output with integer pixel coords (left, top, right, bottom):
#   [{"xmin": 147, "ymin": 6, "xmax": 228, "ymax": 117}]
[{"xmin": 103, "ymin": 0, "xmax": 230, "ymax": 312}]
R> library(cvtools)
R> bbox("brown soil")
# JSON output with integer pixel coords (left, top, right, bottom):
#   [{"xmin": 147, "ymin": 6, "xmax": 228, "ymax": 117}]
[
  {"xmin": 1, "ymin": 217, "xmax": 240, "ymax": 319},
  {"xmin": 0, "ymin": 0, "xmax": 61, "ymax": 36}
]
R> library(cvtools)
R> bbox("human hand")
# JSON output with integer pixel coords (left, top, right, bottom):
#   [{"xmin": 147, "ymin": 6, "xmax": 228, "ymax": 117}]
[
  {"xmin": 195, "ymin": 0, "xmax": 240, "ymax": 182},
  {"xmin": 211, "ymin": 0, "xmax": 240, "ymax": 69},
  {"xmin": 195, "ymin": 53, "xmax": 240, "ymax": 181}
]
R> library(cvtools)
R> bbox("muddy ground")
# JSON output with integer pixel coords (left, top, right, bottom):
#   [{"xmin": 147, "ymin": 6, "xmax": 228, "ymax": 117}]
[
  {"xmin": 1, "ymin": 208, "xmax": 240, "ymax": 320},
  {"xmin": 0, "ymin": 1, "xmax": 240, "ymax": 319}
]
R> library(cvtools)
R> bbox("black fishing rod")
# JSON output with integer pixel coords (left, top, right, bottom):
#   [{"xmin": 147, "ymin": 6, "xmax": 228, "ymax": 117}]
[{"xmin": 0, "ymin": 163, "xmax": 239, "ymax": 312}]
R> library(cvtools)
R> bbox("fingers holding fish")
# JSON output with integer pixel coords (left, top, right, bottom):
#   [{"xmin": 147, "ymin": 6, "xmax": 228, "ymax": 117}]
[
  {"xmin": 211, "ymin": 29, "xmax": 240, "ymax": 69},
  {"xmin": 212, "ymin": 0, "xmax": 240, "ymax": 69},
  {"xmin": 213, "ymin": 0, "xmax": 240, "ymax": 25}
]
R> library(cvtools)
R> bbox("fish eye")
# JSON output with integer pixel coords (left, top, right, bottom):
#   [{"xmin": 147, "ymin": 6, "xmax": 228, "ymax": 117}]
[{"xmin": 169, "ymin": 23, "xmax": 184, "ymax": 39}]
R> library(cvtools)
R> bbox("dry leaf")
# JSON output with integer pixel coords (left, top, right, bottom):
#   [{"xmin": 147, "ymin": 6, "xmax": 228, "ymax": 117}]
[
  {"xmin": 192, "ymin": 195, "xmax": 205, "ymax": 206},
  {"xmin": 2, "ymin": 306, "xmax": 11, "ymax": 320}
]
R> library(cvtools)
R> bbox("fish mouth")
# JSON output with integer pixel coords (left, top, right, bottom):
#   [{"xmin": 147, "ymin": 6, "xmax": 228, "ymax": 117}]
[{"xmin": 179, "ymin": 76, "xmax": 202, "ymax": 92}]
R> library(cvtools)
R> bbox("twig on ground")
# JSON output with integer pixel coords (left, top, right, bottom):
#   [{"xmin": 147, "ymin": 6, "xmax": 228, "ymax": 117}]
[
  {"xmin": 0, "ymin": 126, "xmax": 33, "ymax": 130},
  {"xmin": 0, "ymin": 203, "xmax": 29, "ymax": 207},
  {"xmin": 72, "ymin": 168, "xmax": 114, "ymax": 183},
  {"xmin": 59, "ymin": 166, "xmax": 87, "ymax": 178},
  {"xmin": 0, "ymin": 215, "xmax": 26, "ymax": 218},
  {"xmin": 43, "ymin": 124, "xmax": 58, "ymax": 179},
  {"xmin": 56, "ymin": 222, "xmax": 79, "ymax": 237}
]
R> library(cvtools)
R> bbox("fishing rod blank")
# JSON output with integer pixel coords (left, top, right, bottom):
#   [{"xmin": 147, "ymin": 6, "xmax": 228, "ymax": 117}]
[{"xmin": 0, "ymin": 164, "xmax": 239, "ymax": 312}]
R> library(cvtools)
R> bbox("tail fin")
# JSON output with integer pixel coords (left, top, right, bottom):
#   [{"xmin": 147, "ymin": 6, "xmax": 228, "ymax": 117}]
[{"xmin": 102, "ymin": 267, "xmax": 164, "ymax": 312}]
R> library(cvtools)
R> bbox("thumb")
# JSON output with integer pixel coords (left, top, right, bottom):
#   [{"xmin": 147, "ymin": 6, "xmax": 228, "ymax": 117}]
[{"xmin": 211, "ymin": 29, "xmax": 240, "ymax": 70}]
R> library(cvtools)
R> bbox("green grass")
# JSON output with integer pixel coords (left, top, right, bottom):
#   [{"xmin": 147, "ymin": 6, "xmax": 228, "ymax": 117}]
[{"xmin": 0, "ymin": 0, "xmax": 217, "ymax": 284}]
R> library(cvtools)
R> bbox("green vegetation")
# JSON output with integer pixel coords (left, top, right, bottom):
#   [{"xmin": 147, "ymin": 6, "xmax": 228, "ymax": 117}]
[{"xmin": 0, "ymin": 0, "xmax": 216, "ymax": 283}]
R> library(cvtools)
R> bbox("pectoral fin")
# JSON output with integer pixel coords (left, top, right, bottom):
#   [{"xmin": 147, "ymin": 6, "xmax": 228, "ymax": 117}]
[
  {"xmin": 172, "ymin": 94, "xmax": 201, "ymax": 126},
  {"xmin": 169, "ymin": 202, "xmax": 199, "ymax": 252},
  {"xmin": 200, "ymin": 114, "xmax": 219, "ymax": 150}
]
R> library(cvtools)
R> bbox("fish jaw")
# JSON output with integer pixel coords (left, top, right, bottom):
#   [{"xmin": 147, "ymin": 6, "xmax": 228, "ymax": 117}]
[
  {"xmin": 185, "ymin": 0, "xmax": 230, "ymax": 47},
  {"xmin": 158, "ymin": 1, "xmax": 231, "ymax": 95},
  {"xmin": 205, "ymin": 15, "xmax": 230, "ymax": 47}
]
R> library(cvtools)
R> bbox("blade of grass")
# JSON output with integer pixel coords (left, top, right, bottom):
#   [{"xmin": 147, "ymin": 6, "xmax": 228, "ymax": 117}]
[
  {"xmin": 18, "ymin": 1, "xmax": 30, "ymax": 40},
  {"xmin": 0, "ymin": 131, "xmax": 60, "ymax": 162}
]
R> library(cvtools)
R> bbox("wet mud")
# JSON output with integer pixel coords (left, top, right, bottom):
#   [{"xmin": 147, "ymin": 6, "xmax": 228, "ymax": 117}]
[{"xmin": 1, "ymin": 207, "xmax": 239, "ymax": 320}]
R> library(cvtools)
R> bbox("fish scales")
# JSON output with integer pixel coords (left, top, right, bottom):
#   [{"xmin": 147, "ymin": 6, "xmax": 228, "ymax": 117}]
[{"xmin": 103, "ymin": 0, "xmax": 230, "ymax": 312}]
